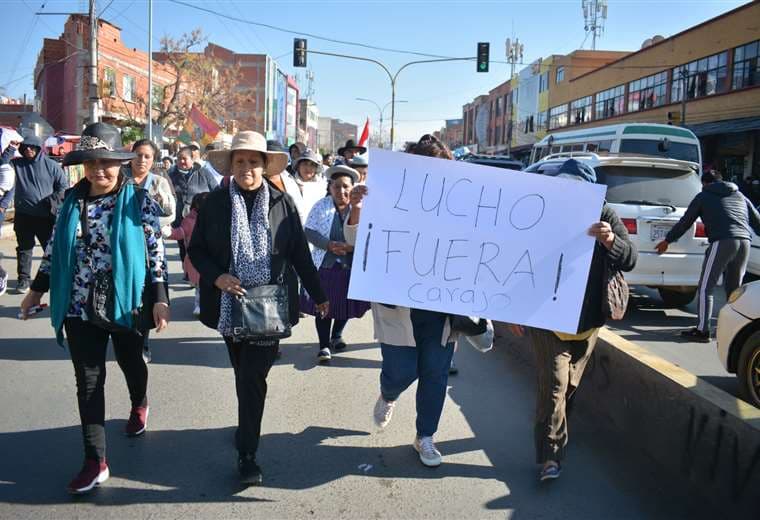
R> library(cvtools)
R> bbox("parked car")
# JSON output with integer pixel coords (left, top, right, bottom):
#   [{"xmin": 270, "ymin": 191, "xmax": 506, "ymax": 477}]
[
  {"xmin": 463, "ymin": 154, "xmax": 524, "ymax": 171},
  {"xmin": 747, "ymin": 228, "xmax": 760, "ymax": 278},
  {"xmin": 524, "ymin": 152, "xmax": 707, "ymax": 307},
  {"xmin": 717, "ymin": 280, "xmax": 760, "ymax": 408}
]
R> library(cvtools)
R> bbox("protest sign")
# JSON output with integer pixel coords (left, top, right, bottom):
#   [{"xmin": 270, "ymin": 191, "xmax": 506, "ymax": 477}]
[{"xmin": 347, "ymin": 149, "xmax": 607, "ymax": 334}]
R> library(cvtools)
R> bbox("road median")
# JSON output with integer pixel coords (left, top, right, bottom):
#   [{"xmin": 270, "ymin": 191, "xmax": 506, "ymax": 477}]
[{"xmin": 494, "ymin": 323, "xmax": 760, "ymax": 517}]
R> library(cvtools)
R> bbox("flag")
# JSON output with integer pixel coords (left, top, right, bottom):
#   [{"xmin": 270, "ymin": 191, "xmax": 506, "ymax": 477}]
[
  {"xmin": 178, "ymin": 105, "xmax": 221, "ymax": 146},
  {"xmin": 358, "ymin": 117, "xmax": 370, "ymax": 148}
]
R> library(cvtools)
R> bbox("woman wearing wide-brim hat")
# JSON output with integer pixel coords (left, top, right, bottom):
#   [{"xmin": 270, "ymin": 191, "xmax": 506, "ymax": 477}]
[
  {"xmin": 301, "ymin": 165, "xmax": 370, "ymax": 363},
  {"xmin": 20, "ymin": 122, "xmax": 171, "ymax": 494},
  {"xmin": 337, "ymin": 139, "xmax": 367, "ymax": 163},
  {"xmin": 188, "ymin": 130, "xmax": 328, "ymax": 486}
]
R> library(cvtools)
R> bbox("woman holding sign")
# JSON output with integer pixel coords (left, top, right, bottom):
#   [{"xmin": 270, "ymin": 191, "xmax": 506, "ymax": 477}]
[
  {"xmin": 508, "ymin": 159, "xmax": 637, "ymax": 482},
  {"xmin": 344, "ymin": 135, "xmax": 458, "ymax": 468},
  {"xmin": 301, "ymin": 165, "xmax": 370, "ymax": 362}
]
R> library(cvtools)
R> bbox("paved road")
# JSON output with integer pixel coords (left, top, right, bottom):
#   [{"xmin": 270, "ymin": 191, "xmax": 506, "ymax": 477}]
[
  {"xmin": 609, "ymin": 284, "xmax": 740, "ymax": 398},
  {"xmin": 0, "ymin": 240, "xmax": 719, "ymax": 518}
]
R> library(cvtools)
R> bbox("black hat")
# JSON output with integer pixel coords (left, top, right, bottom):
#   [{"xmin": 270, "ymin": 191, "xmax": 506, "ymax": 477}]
[
  {"xmin": 337, "ymin": 139, "xmax": 367, "ymax": 157},
  {"xmin": 62, "ymin": 122, "xmax": 135, "ymax": 166},
  {"xmin": 266, "ymin": 140, "xmax": 288, "ymax": 154}
]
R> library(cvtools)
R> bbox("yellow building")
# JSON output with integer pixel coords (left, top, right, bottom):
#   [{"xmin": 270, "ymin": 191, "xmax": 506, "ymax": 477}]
[{"xmin": 545, "ymin": 1, "xmax": 760, "ymax": 181}]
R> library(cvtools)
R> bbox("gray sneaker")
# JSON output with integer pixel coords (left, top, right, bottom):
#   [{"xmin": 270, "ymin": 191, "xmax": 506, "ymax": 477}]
[
  {"xmin": 373, "ymin": 395, "xmax": 396, "ymax": 429},
  {"xmin": 413, "ymin": 436, "xmax": 442, "ymax": 467},
  {"xmin": 16, "ymin": 279, "xmax": 30, "ymax": 294},
  {"xmin": 0, "ymin": 270, "xmax": 7, "ymax": 296}
]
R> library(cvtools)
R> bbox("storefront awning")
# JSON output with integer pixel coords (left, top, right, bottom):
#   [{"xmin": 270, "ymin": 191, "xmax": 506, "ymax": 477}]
[{"xmin": 687, "ymin": 116, "xmax": 760, "ymax": 137}]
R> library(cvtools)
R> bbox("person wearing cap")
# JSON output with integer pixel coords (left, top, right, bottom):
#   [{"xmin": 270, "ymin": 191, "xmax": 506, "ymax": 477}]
[
  {"xmin": 188, "ymin": 141, "xmax": 202, "ymax": 165},
  {"xmin": 507, "ymin": 158, "xmax": 636, "ymax": 482},
  {"xmin": 0, "ymin": 133, "xmax": 68, "ymax": 293},
  {"xmin": 19, "ymin": 122, "xmax": 170, "ymax": 495},
  {"xmin": 188, "ymin": 130, "xmax": 328, "ymax": 486},
  {"xmin": 336, "ymin": 139, "xmax": 367, "ymax": 166},
  {"xmin": 301, "ymin": 164, "xmax": 370, "ymax": 363},
  {"xmin": 292, "ymin": 148, "xmax": 328, "ymax": 216},
  {"xmin": 349, "ymin": 153, "xmax": 368, "ymax": 184}
]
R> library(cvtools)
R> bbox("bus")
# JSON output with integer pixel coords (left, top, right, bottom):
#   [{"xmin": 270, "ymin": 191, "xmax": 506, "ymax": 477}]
[{"xmin": 529, "ymin": 123, "xmax": 702, "ymax": 168}]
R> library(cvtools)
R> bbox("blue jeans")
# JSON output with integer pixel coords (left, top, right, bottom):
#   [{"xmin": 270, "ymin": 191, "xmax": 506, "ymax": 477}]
[{"xmin": 380, "ymin": 309, "xmax": 454, "ymax": 437}]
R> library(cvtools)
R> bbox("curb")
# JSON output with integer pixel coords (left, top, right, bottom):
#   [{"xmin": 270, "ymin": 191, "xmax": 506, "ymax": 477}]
[{"xmin": 494, "ymin": 324, "xmax": 760, "ymax": 517}]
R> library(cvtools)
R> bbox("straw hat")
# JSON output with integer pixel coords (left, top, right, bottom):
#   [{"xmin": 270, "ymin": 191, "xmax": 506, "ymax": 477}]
[{"xmin": 207, "ymin": 131, "xmax": 288, "ymax": 175}]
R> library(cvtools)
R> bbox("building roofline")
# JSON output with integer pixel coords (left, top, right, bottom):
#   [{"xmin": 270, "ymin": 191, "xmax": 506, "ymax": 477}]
[{"xmin": 571, "ymin": 0, "xmax": 757, "ymax": 82}]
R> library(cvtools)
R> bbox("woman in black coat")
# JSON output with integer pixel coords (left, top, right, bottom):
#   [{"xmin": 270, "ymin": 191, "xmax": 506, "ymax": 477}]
[
  {"xmin": 508, "ymin": 159, "xmax": 637, "ymax": 482},
  {"xmin": 187, "ymin": 131, "xmax": 328, "ymax": 486}
]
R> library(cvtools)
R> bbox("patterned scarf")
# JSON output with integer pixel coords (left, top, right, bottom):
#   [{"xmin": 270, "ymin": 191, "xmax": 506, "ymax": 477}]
[{"xmin": 217, "ymin": 179, "xmax": 271, "ymax": 336}]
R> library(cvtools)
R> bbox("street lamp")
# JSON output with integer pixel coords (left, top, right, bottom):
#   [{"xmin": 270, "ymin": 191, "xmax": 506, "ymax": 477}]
[{"xmin": 356, "ymin": 98, "xmax": 407, "ymax": 148}]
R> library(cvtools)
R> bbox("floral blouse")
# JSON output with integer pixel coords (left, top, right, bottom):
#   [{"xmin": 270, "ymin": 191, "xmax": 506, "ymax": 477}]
[{"xmin": 39, "ymin": 191, "xmax": 167, "ymax": 319}]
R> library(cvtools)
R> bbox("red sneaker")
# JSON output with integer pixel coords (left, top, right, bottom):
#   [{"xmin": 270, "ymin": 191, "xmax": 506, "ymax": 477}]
[
  {"xmin": 125, "ymin": 405, "xmax": 150, "ymax": 437},
  {"xmin": 67, "ymin": 459, "xmax": 109, "ymax": 495}
]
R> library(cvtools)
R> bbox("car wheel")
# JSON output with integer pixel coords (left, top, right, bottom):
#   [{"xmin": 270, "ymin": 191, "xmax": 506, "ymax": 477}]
[
  {"xmin": 737, "ymin": 331, "xmax": 760, "ymax": 408},
  {"xmin": 658, "ymin": 287, "xmax": 696, "ymax": 308}
]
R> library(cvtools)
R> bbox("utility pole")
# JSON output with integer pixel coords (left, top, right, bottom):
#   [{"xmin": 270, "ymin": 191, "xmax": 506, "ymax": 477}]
[
  {"xmin": 582, "ymin": 0, "xmax": 608, "ymax": 50},
  {"xmin": 88, "ymin": 0, "xmax": 100, "ymax": 125},
  {"xmin": 505, "ymin": 38, "xmax": 523, "ymax": 157},
  {"xmin": 147, "ymin": 0, "xmax": 153, "ymax": 141}
]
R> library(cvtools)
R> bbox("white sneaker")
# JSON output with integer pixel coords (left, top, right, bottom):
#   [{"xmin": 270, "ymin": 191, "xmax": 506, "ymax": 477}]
[
  {"xmin": 413, "ymin": 436, "xmax": 442, "ymax": 467},
  {"xmin": 192, "ymin": 305, "xmax": 201, "ymax": 317},
  {"xmin": 373, "ymin": 395, "xmax": 396, "ymax": 429}
]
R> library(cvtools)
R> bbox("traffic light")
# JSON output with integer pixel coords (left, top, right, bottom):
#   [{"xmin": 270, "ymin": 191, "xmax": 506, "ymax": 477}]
[
  {"xmin": 293, "ymin": 38, "xmax": 307, "ymax": 68},
  {"xmin": 477, "ymin": 42, "xmax": 489, "ymax": 73}
]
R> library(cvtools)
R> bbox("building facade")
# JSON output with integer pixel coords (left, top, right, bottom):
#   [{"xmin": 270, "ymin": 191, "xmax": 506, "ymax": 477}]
[
  {"xmin": 35, "ymin": 15, "xmax": 174, "ymax": 134},
  {"xmin": 542, "ymin": 2, "xmax": 760, "ymax": 180},
  {"xmin": 316, "ymin": 117, "xmax": 357, "ymax": 154},
  {"xmin": 299, "ymin": 99, "xmax": 319, "ymax": 150}
]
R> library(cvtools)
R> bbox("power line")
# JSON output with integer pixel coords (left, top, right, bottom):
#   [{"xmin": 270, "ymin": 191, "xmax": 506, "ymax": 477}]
[
  {"xmin": 167, "ymin": 0, "xmax": 462, "ymax": 61},
  {"xmin": 98, "ymin": 0, "xmax": 116, "ymax": 17}
]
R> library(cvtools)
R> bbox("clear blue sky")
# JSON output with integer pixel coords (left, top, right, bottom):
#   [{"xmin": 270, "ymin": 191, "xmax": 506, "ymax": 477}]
[{"xmin": 1, "ymin": 0, "xmax": 748, "ymax": 143}]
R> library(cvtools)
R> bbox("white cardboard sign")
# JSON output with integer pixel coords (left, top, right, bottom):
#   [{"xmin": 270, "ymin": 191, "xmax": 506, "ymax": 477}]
[{"xmin": 347, "ymin": 149, "xmax": 607, "ymax": 334}]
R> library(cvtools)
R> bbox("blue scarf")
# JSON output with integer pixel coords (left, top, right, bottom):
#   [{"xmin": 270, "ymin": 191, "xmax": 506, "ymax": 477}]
[{"xmin": 50, "ymin": 181, "xmax": 146, "ymax": 346}]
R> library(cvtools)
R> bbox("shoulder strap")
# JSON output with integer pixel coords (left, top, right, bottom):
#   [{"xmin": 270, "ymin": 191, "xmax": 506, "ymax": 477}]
[{"xmin": 143, "ymin": 172, "xmax": 155, "ymax": 192}]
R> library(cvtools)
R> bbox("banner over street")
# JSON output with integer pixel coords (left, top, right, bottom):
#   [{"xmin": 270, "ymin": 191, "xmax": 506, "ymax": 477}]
[{"xmin": 348, "ymin": 149, "xmax": 607, "ymax": 334}]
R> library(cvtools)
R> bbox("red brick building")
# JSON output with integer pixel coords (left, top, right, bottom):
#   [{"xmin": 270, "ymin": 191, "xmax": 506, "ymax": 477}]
[{"xmin": 35, "ymin": 14, "xmax": 175, "ymax": 134}]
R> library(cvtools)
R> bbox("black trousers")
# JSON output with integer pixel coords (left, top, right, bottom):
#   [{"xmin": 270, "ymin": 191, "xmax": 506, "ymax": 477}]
[
  {"xmin": 225, "ymin": 337, "xmax": 279, "ymax": 456},
  {"xmin": 64, "ymin": 318, "xmax": 148, "ymax": 462},
  {"xmin": 13, "ymin": 212, "xmax": 55, "ymax": 281}
]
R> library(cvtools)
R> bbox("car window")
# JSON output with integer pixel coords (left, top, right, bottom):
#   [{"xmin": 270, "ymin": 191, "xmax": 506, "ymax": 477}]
[
  {"xmin": 595, "ymin": 165, "xmax": 701, "ymax": 207},
  {"xmin": 619, "ymin": 139, "xmax": 700, "ymax": 163}
]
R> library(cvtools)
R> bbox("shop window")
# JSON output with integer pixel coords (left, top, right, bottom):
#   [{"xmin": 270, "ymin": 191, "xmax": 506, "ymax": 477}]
[
  {"xmin": 627, "ymin": 71, "xmax": 668, "ymax": 112},
  {"xmin": 594, "ymin": 85, "xmax": 625, "ymax": 120},
  {"xmin": 570, "ymin": 96, "xmax": 593, "ymax": 124},
  {"xmin": 733, "ymin": 39, "xmax": 760, "ymax": 90},
  {"xmin": 671, "ymin": 51, "xmax": 728, "ymax": 102},
  {"xmin": 548, "ymin": 104, "xmax": 568, "ymax": 129}
]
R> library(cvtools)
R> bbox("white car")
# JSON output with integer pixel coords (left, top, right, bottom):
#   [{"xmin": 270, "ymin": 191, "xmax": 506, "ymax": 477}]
[
  {"xmin": 717, "ymin": 281, "xmax": 760, "ymax": 407},
  {"xmin": 524, "ymin": 153, "xmax": 707, "ymax": 306},
  {"xmin": 748, "ymin": 231, "xmax": 760, "ymax": 277}
]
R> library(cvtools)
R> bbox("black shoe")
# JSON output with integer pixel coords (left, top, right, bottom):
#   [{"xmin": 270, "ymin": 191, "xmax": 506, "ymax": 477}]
[
  {"xmin": 238, "ymin": 453, "xmax": 262, "ymax": 486},
  {"xmin": 317, "ymin": 347, "xmax": 332, "ymax": 363},
  {"xmin": 16, "ymin": 279, "xmax": 30, "ymax": 294},
  {"xmin": 331, "ymin": 337, "xmax": 347, "ymax": 351},
  {"xmin": 680, "ymin": 328, "xmax": 711, "ymax": 342}
]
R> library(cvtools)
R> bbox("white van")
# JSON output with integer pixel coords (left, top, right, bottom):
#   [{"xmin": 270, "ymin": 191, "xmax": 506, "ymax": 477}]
[{"xmin": 524, "ymin": 152, "xmax": 707, "ymax": 306}]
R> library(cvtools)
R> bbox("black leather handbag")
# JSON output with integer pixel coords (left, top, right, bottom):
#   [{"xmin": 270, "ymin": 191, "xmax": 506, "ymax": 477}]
[{"xmin": 229, "ymin": 274, "xmax": 292, "ymax": 340}]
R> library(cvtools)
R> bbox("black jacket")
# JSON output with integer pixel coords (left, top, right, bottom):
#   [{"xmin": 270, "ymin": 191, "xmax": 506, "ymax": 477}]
[
  {"xmin": 168, "ymin": 163, "xmax": 218, "ymax": 226},
  {"xmin": 188, "ymin": 181, "xmax": 327, "ymax": 331},
  {"xmin": 665, "ymin": 181, "xmax": 760, "ymax": 244},
  {"xmin": 575, "ymin": 203, "xmax": 638, "ymax": 333}
]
